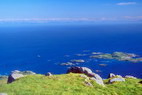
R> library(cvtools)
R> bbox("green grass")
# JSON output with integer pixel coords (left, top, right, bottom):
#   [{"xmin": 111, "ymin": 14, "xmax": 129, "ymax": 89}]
[{"xmin": 0, "ymin": 73, "xmax": 142, "ymax": 95}]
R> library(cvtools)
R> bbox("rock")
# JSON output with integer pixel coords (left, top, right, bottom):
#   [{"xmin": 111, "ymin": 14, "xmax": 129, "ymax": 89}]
[
  {"xmin": 70, "ymin": 59, "xmax": 85, "ymax": 63},
  {"xmin": 92, "ymin": 52, "xmax": 102, "ymax": 55},
  {"xmin": 67, "ymin": 67, "xmax": 93, "ymax": 75},
  {"xmin": 90, "ymin": 54, "xmax": 113, "ymax": 59},
  {"xmin": 127, "ymin": 53, "xmax": 138, "ymax": 57},
  {"xmin": 21, "ymin": 71, "xmax": 36, "ymax": 75},
  {"xmin": 139, "ymin": 81, "xmax": 142, "ymax": 84},
  {"xmin": 99, "ymin": 64, "xmax": 107, "ymax": 67},
  {"xmin": 90, "ymin": 73, "xmax": 102, "ymax": 81},
  {"xmin": 108, "ymin": 73, "xmax": 116, "ymax": 78},
  {"xmin": 60, "ymin": 62, "xmax": 75, "ymax": 66},
  {"xmin": 45, "ymin": 72, "xmax": 52, "ymax": 76},
  {"xmin": 84, "ymin": 81, "xmax": 93, "ymax": 87},
  {"xmin": 0, "ymin": 93, "xmax": 8, "ymax": 95},
  {"xmin": 7, "ymin": 73, "xmax": 24, "ymax": 83},
  {"xmin": 7, "ymin": 70, "xmax": 36, "ymax": 83},
  {"xmin": 90, "ymin": 51, "xmax": 142, "ymax": 63},
  {"xmin": 125, "ymin": 75, "xmax": 137, "ymax": 79},
  {"xmin": 112, "ymin": 52, "xmax": 141, "ymax": 62},
  {"xmin": 88, "ymin": 73, "xmax": 105, "ymax": 86},
  {"xmin": 67, "ymin": 67, "xmax": 105, "ymax": 86},
  {"xmin": 112, "ymin": 52, "xmax": 129, "ymax": 57},
  {"xmin": 87, "ymin": 73, "xmax": 98, "ymax": 78},
  {"xmin": 109, "ymin": 78, "xmax": 125, "ymax": 83},
  {"xmin": 90, "ymin": 77, "xmax": 105, "ymax": 86},
  {"xmin": 116, "ymin": 75, "xmax": 123, "ymax": 78},
  {"xmin": 111, "ymin": 52, "xmax": 132, "ymax": 61},
  {"xmin": 95, "ymin": 70, "xmax": 102, "ymax": 73},
  {"xmin": 85, "ymin": 72, "xmax": 103, "ymax": 82},
  {"xmin": 129, "ymin": 58, "xmax": 142, "ymax": 63},
  {"xmin": 75, "ymin": 54, "xmax": 88, "ymax": 56},
  {"xmin": 12, "ymin": 70, "xmax": 36, "ymax": 75},
  {"xmin": 80, "ymin": 74, "xmax": 89, "ymax": 80},
  {"xmin": 11, "ymin": 70, "xmax": 21, "ymax": 74}
]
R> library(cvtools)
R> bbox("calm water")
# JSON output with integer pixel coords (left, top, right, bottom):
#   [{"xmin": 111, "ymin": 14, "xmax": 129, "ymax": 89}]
[{"xmin": 0, "ymin": 24, "xmax": 142, "ymax": 78}]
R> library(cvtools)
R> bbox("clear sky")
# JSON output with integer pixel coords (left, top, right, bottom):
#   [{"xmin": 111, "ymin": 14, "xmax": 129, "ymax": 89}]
[{"xmin": 0, "ymin": 0, "xmax": 142, "ymax": 23}]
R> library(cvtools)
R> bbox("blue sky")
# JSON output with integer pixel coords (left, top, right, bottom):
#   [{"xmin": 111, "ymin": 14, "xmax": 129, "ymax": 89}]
[{"xmin": 0, "ymin": 0, "xmax": 142, "ymax": 23}]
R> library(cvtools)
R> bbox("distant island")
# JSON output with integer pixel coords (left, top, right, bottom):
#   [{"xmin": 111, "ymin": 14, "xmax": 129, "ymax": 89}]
[{"xmin": 60, "ymin": 51, "xmax": 142, "ymax": 66}]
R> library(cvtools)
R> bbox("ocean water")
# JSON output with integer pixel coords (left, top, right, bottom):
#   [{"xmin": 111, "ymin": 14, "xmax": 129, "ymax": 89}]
[{"xmin": 0, "ymin": 24, "xmax": 142, "ymax": 78}]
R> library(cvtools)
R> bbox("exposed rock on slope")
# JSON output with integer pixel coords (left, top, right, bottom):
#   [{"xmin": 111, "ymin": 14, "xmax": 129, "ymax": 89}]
[
  {"xmin": 67, "ymin": 66, "xmax": 105, "ymax": 86},
  {"xmin": 7, "ymin": 70, "xmax": 36, "ymax": 83}
]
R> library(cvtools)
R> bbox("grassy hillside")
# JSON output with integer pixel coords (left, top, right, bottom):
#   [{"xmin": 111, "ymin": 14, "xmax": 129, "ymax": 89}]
[{"xmin": 0, "ymin": 73, "xmax": 142, "ymax": 95}]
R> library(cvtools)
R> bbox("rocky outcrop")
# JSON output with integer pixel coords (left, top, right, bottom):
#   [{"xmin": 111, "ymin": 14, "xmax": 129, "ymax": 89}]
[
  {"xmin": 60, "ymin": 62, "xmax": 75, "ymax": 66},
  {"xmin": 108, "ymin": 73, "xmax": 116, "ymax": 78},
  {"xmin": 45, "ymin": 72, "xmax": 52, "ymax": 76},
  {"xmin": 125, "ymin": 75, "xmax": 137, "ymax": 79},
  {"xmin": 67, "ymin": 67, "xmax": 93, "ymax": 75},
  {"xmin": 7, "ymin": 70, "xmax": 36, "ymax": 83},
  {"xmin": 80, "ymin": 74, "xmax": 89, "ymax": 80},
  {"xmin": 70, "ymin": 59, "xmax": 85, "ymax": 63},
  {"xmin": 139, "ymin": 81, "xmax": 142, "ymax": 84},
  {"xmin": 90, "ymin": 54, "xmax": 113, "ymax": 59},
  {"xmin": 92, "ymin": 52, "xmax": 103, "ymax": 55},
  {"xmin": 67, "ymin": 67, "xmax": 105, "ymax": 86},
  {"xmin": 84, "ymin": 81, "xmax": 93, "ymax": 87},
  {"xmin": 75, "ymin": 54, "xmax": 88, "ymax": 56},
  {"xmin": 60, "ymin": 59, "xmax": 85, "ymax": 66},
  {"xmin": 109, "ymin": 78, "xmax": 125, "ymax": 83},
  {"xmin": 108, "ymin": 73, "xmax": 126, "ymax": 83},
  {"xmin": 11, "ymin": 70, "xmax": 36, "ymax": 75},
  {"xmin": 5, "ymin": 67, "xmax": 139, "ymax": 88},
  {"xmin": 7, "ymin": 73, "xmax": 24, "ymax": 83},
  {"xmin": 90, "ymin": 76, "xmax": 105, "ymax": 86},
  {"xmin": 99, "ymin": 64, "xmax": 107, "ymax": 67}
]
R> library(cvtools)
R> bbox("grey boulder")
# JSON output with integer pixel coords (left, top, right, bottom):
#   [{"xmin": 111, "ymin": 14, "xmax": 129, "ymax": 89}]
[
  {"xmin": 109, "ymin": 78, "xmax": 125, "ymax": 83},
  {"xmin": 108, "ymin": 73, "xmax": 116, "ymax": 78},
  {"xmin": 89, "ymin": 73, "xmax": 105, "ymax": 87},
  {"xmin": 7, "ymin": 73, "xmax": 24, "ymax": 83},
  {"xmin": 67, "ymin": 67, "xmax": 93, "ymax": 75},
  {"xmin": 45, "ymin": 72, "xmax": 52, "ymax": 76},
  {"xmin": 84, "ymin": 81, "xmax": 93, "ymax": 87},
  {"xmin": 7, "ymin": 70, "xmax": 36, "ymax": 83},
  {"xmin": 125, "ymin": 75, "xmax": 137, "ymax": 79},
  {"xmin": 80, "ymin": 74, "xmax": 89, "ymax": 80},
  {"xmin": 0, "ymin": 93, "xmax": 8, "ymax": 95},
  {"xmin": 67, "ymin": 67, "xmax": 105, "ymax": 86},
  {"xmin": 12, "ymin": 70, "xmax": 36, "ymax": 75}
]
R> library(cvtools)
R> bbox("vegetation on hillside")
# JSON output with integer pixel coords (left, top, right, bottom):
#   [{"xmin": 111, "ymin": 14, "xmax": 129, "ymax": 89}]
[{"xmin": 0, "ymin": 73, "xmax": 142, "ymax": 95}]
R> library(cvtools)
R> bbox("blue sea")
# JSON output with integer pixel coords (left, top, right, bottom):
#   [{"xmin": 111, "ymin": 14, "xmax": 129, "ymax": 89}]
[{"xmin": 0, "ymin": 24, "xmax": 142, "ymax": 78}]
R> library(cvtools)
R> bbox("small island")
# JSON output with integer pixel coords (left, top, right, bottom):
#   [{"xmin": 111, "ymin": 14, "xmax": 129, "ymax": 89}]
[{"xmin": 90, "ymin": 52, "xmax": 142, "ymax": 63}]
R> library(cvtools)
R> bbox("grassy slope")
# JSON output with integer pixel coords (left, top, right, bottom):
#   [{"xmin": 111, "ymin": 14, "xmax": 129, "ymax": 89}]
[{"xmin": 0, "ymin": 73, "xmax": 142, "ymax": 95}]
